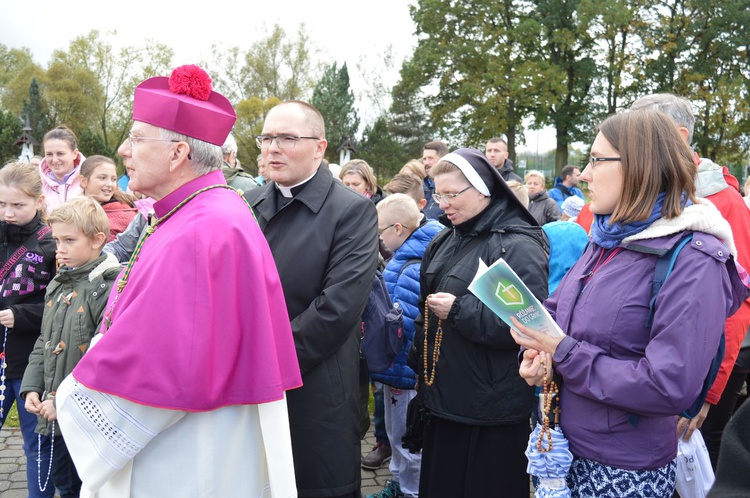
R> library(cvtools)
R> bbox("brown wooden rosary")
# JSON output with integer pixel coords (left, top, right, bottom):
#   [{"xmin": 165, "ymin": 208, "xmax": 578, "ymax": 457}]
[
  {"xmin": 422, "ymin": 295, "xmax": 443, "ymax": 387},
  {"xmin": 537, "ymin": 354, "xmax": 559, "ymax": 453}
]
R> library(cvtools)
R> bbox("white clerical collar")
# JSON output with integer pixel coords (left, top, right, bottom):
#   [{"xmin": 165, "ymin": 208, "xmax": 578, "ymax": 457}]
[{"xmin": 276, "ymin": 171, "xmax": 318, "ymax": 198}]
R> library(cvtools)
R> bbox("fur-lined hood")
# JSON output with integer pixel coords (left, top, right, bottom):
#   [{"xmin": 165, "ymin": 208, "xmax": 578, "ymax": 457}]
[{"xmin": 623, "ymin": 198, "xmax": 737, "ymax": 257}]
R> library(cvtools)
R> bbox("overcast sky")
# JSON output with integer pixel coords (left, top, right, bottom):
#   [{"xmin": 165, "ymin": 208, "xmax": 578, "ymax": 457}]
[
  {"xmin": 1, "ymin": 1, "xmax": 415, "ymax": 83},
  {"xmin": 0, "ymin": 0, "xmax": 558, "ymax": 152}
]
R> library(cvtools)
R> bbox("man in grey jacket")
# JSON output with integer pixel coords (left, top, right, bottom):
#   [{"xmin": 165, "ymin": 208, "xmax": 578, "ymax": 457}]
[{"xmin": 245, "ymin": 101, "xmax": 379, "ymax": 498}]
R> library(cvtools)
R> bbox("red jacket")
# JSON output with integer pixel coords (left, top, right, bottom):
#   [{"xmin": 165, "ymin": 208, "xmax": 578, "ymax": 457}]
[
  {"xmin": 576, "ymin": 202, "xmax": 594, "ymax": 234},
  {"xmin": 699, "ymin": 159, "xmax": 750, "ymax": 404}
]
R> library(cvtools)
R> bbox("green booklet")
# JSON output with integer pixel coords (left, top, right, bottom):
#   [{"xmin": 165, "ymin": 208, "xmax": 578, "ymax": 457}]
[{"xmin": 468, "ymin": 258, "xmax": 563, "ymax": 339}]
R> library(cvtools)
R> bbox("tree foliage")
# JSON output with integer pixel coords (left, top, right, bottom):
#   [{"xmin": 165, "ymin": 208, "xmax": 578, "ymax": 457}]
[
  {"xmin": 641, "ymin": 0, "xmax": 750, "ymax": 162},
  {"xmin": 311, "ymin": 62, "xmax": 360, "ymax": 163},
  {"xmin": 388, "ymin": 80, "xmax": 436, "ymax": 161},
  {"xmin": 3, "ymin": 7, "xmax": 750, "ymax": 172},
  {"xmin": 359, "ymin": 116, "xmax": 406, "ymax": 183},
  {"xmin": 397, "ymin": 0, "xmax": 538, "ymax": 157},
  {"xmin": 0, "ymin": 31, "xmax": 173, "ymax": 166},
  {"xmin": 233, "ymin": 96, "xmax": 282, "ymax": 173},
  {"xmin": 398, "ymin": 0, "xmax": 750, "ymax": 171},
  {"xmin": 0, "ymin": 109, "xmax": 23, "ymax": 163},
  {"xmin": 0, "ymin": 45, "xmax": 34, "ymax": 89},
  {"xmin": 210, "ymin": 24, "xmax": 318, "ymax": 103}
]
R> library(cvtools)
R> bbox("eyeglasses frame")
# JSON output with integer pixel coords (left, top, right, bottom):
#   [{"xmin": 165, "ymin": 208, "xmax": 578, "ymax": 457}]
[{"xmin": 432, "ymin": 185, "xmax": 473, "ymax": 205}]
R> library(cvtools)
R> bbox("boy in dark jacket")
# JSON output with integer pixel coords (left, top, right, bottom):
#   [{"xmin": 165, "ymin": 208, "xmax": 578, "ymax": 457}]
[{"xmin": 21, "ymin": 197, "xmax": 121, "ymax": 497}]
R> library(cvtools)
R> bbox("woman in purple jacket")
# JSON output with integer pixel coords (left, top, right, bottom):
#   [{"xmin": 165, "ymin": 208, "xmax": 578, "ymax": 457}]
[{"xmin": 511, "ymin": 110, "xmax": 749, "ymax": 497}]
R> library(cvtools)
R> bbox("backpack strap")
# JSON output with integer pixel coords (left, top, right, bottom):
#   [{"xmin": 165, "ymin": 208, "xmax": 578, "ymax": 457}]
[
  {"xmin": 629, "ymin": 233, "xmax": 694, "ymax": 426},
  {"xmin": 555, "ymin": 185, "xmax": 572, "ymax": 198},
  {"xmin": 644, "ymin": 234, "xmax": 693, "ymax": 328},
  {"xmin": 399, "ymin": 258, "xmax": 422, "ymax": 277}
]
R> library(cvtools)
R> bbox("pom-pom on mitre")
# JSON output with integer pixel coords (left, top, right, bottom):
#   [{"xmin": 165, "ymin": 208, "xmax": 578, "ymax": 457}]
[
  {"xmin": 168, "ymin": 65, "xmax": 212, "ymax": 101},
  {"xmin": 132, "ymin": 65, "xmax": 236, "ymax": 145}
]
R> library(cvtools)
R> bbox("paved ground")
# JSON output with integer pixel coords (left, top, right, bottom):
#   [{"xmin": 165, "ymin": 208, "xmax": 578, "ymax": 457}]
[
  {"xmin": 360, "ymin": 427, "xmax": 394, "ymax": 497},
  {"xmin": 0, "ymin": 422, "xmax": 394, "ymax": 498},
  {"xmin": 2, "ymin": 423, "xmax": 537, "ymax": 497},
  {"xmin": 0, "ymin": 427, "xmax": 27, "ymax": 498}
]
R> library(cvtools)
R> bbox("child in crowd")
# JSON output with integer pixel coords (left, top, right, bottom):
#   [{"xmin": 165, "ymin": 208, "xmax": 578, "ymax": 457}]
[
  {"xmin": 524, "ymin": 170, "xmax": 561, "ymax": 225},
  {"xmin": 398, "ymin": 160, "xmax": 427, "ymax": 181},
  {"xmin": 38, "ymin": 125, "xmax": 85, "ymax": 211},
  {"xmin": 369, "ymin": 194, "xmax": 444, "ymax": 498},
  {"xmin": 21, "ymin": 197, "xmax": 121, "ymax": 497},
  {"xmin": 505, "ymin": 180, "xmax": 529, "ymax": 209},
  {"xmin": 79, "ymin": 155, "xmax": 138, "ymax": 242},
  {"xmin": 0, "ymin": 162, "xmax": 57, "ymax": 498},
  {"xmin": 384, "ymin": 173, "xmax": 428, "ymax": 213},
  {"xmin": 507, "ymin": 180, "xmax": 588, "ymax": 295},
  {"xmin": 561, "ymin": 195, "xmax": 585, "ymax": 222}
]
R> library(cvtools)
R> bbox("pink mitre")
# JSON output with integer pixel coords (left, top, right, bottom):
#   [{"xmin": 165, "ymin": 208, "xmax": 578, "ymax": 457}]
[{"xmin": 132, "ymin": 65, "xmax": 236, "ymax": 146}]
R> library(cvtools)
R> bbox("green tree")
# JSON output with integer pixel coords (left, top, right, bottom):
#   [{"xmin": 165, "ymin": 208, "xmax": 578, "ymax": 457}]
[
  {"xmin": 311, "ymin": 62, "xmax": 360, "ymax": 163},
  {"xmin": 51, "ymin": 30, "xmax": 173, "ymax": 153},
  {"xmin": 396, "ymin": 0, "xmax": 540, "ymax": 159},
  {"xmin": 22, "ymin": 78, "xmax": 52, "ymax": 143},
  {"xmin": 524, "ymin": 0, "xmax": 598, "ymax": 172},
  {"xmin": 210, "ymin": 24, "xmax": 317, "ymax": 103},
  {"xmin": 589, "ymin": 0, "xmax": 652, "ymax": 115},
  {"xmin": 43, "ymin": 60, "xmax": 101, "ymax": 136},
  {"xmin": 1, "ymin": 62, "xmax": 46, "ymax": 117},
  {"xmin": 641, "ymin": 0, "xmax": 750, "ymax": 164},
  {"xmin": 388, "ymin": 79, "xmax": 436, "ymax": 161},
  {"xmin": 359, "ymin": 116, "xmax": 406, "ymax": 183},
  {"xmin": 0, "ymin": 109, "xmax": 23, "ymax": 163},
  {"xmin": 234, "ymin": 96, "xmax": 282, "ymax": 173},
  {"xmin": 0, "ymin": 44, "xmax": 34, "ymax": 89},
  {"xmin": 78, "ymin": 128, "xmax": 115, "ymax": 158}
]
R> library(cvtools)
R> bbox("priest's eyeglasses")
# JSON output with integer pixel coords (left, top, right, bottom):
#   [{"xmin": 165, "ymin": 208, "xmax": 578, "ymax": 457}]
[
  {"xmin": 432, "ymin": 185, "xmax": 473, "ymax": 205},
  {"xmin": 255, "ymin": 135, "xmax": 320, "ymax": 149},
  {"xmin": 588, "ymin": 156, "xmax": 621, "ymax": 169},
  {"xmin": 128, "ymin": 132, "xmax": 181, "ymax": 149}
]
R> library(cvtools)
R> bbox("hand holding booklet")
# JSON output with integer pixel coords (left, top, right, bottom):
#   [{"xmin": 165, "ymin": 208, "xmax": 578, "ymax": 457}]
[{"xmin": 468, "ymin": 258, "xmax": 563, "ymax": 339}]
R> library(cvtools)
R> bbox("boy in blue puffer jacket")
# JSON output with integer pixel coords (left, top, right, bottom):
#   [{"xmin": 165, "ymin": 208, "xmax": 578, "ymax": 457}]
[{"xmin": 370, "ymin": 194, "xmax": 444, "ymax": 498}]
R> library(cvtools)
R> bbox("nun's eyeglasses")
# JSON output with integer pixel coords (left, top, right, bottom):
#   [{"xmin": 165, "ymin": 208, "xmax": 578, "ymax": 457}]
[{"xmin": 433, "ymin": 185, "xmax": 473, "ymax": 205}]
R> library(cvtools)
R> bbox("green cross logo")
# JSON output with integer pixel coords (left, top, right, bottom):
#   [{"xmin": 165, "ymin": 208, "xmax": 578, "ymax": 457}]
[{"xmin": 495, "ymin": 280, "xmax": 524, "ymax": 307}]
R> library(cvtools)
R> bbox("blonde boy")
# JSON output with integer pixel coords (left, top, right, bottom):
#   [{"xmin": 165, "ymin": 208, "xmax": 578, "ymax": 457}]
[
  {"xmin": 384, "ymin": 173, "xmax": 428, "ymax": 212},
  {"xmin": 370, "ymin": 193, "xmax": 444, "ymax": 498},
  {"xmin": 21, "ymin": 197, "xmax": 121, "ymax": 496}
]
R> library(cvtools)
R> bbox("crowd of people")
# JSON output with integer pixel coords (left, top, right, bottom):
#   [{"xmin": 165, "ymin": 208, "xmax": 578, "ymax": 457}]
[{"xmin": 0, "ymin": 63, "xmax": 749, "ymax": 498}]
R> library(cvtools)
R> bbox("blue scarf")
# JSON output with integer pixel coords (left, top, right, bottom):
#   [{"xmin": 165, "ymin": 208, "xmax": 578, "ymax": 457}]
[{"xmin": 591, "ymin": 192, "xmax": 667, "ymax": 249}]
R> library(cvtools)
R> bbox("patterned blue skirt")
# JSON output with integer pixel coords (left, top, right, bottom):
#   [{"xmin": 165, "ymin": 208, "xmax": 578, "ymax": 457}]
[{"xmin": 567, "ymin": 457, "xmax": 676, "ymax": 498}]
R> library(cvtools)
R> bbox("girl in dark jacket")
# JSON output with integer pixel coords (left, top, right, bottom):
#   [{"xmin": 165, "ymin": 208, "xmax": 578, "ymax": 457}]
[
  {"xmin": 411, "ymin": 148, "xmax": 549, "ymax": 497},
  {"xmin": 0, "ymin": 162, "xmax": 57, "ymax": 498}
]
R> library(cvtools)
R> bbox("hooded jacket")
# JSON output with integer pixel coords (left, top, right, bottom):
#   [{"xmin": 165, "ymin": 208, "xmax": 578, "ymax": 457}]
[
  {"xmin": 694, "ymin": 157, "xmax": 750, "ymax": 405},
  {"xmin": 549, "ymin": 200, "xmax": 750, "ymax": 470},
  {"xmin": 38, "ymin": 152, "xmax": 85, "ymax": 211},
  {"xmin": 0, "ymin": 214, "xmax": 56, "ymax": 378},
  {"xmin": 498, "ymin": 159, "xmax": 522, "ymax": 182},
  {"xmin": 528, "ymin": 189, "xmax": 561, "ymax": 225},
  {"xmin": 21, "ymin": 252, "xmax": 121, "ymax": 435},
  {"xmin": 411, "ymin": 193, "xmax": 549, "ymax": 425}
]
